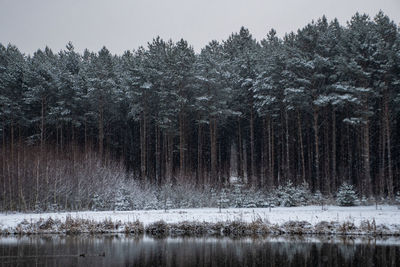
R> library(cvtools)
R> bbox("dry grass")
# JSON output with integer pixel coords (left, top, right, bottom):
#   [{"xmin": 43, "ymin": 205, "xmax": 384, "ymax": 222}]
[{"xmin": 2, "ymin": 217, "xmax": 400, "ymax": 237}]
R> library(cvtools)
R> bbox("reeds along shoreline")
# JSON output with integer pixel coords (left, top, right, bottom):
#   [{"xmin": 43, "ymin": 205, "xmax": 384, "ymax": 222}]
[{"xmin": 2, "ymin": 217, "xmax": 400, "ymax": 237}]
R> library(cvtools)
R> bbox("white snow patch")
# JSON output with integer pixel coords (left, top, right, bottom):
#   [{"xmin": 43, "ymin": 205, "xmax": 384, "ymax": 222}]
[{"xmin": 0, "ymin": 205, "xmax": 399, "ymax": 230}]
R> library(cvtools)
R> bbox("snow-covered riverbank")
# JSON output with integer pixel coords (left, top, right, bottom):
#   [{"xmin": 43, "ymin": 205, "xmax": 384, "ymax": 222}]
[{"xmin": 1, "ymin": 205, "xmax": 399, "ymax": 236}]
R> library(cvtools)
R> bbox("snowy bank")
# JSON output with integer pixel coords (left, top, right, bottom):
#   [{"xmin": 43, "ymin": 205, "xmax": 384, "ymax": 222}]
[{"xmin": 0, "ymin": 206, "xmax": 399, "ymax": 236}]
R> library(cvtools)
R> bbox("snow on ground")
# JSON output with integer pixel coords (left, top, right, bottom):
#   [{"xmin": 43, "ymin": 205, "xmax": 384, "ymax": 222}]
[{"xmin": 0, "ymin": 205, "xmax": 399, "ymax": 230}]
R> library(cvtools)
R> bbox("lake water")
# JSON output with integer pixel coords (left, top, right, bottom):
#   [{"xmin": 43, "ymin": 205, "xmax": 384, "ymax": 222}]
[{"xmin": 0, "ymin": 235, "xmax": 399, "ymax": 266}]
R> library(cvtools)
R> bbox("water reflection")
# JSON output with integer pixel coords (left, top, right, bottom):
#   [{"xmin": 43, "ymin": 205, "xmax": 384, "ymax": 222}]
[{"xmin": 0, "ymin": 235, "xmax": 399, "ymax": 266}]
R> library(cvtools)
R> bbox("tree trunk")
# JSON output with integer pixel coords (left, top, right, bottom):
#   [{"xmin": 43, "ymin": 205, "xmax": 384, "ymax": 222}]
[
  {"xmin": 250, "ymin": 108, "xmax": 255, "ymax": 185},
  {"xmin": 243, "ymin": 138, "xmax": 248, "ymax": 184},
  {"xmin": 324, "ymin": 112, "xmax": 331, "ymax": 195},
  {"xmin": 10, "ymin": 122, "xmax": 14, "ymax": 210},
  {"xmin": 331, "ymin": 110, "xmax": 337, "ymax": 192},
  {"xmin": 363, "ymin": 119, "xmax": 372, "ymax": 196},
  {"xmin": 179, "ymin": 113, "xmax": 185, "ymax": 179},
  {"xmin": 379, "ymin": 123, "xmax": 386, "ymax": 196},
  {"xmin": 278, "ymin": 110, "xmax": 286, "ymax": 184},
  {"xmin": 383, "ymin": 92, "xmax": 394, "ymax": 198},
  {"xmin": 41, "ymin": 97, "xmax": 45, "ymax": 153},
  {"xmin": 197, "ymin": 123, "xmax": 203, "ymax": 186},
  {"xmin": 155, "ymin": 125, "xmax": 161, "ymax": 185},
  {"xmin": 218, "ymin": 142, "xmax": 222, "ymax": 183},
  {"xmin": 98, "ymin": 101, "xmax": 104, "ymax": 160},
  {"xmin": 7, "ymin": 162, "xmax": 12, "ymax": 210},
  {"xmin": 313, "ymin": 107, "xmax": 320, "ymax": 191},
  {"xmin": 261, "ymin": 117, "xmax": 266, "ymax": 187},
  {"xmin": 84, "ymin": 118, "xmax": 87, "ymax": 155},
  {"xmin": 140, "ymin": 112, "xmax": 147, "ymax": 180},
  {"xmin": 165, "ymin": 132, "xmax": 173, "ymax": 182},
  {"xmin": 11, "ymin": 122, "xmax": 14, "ymax": 175},
  {"xmin": 347, "ymin": 123, "xmax": 352, "ymax": 182},
  {"xmin": 297, "ymin": 111, "xmax": 306, "ymax": 183},
  {"xmin": 35, "ymin": 158, "xmax": 40, "ymax": 209},
  {"xmin": 17, "ymin": 130, "xmax": 25, "ymax": 210},
  {"xmin": 60, "ymin": 125, "xmax": 63, "ymax": 152},
  {"xmin": 237, "ymin": 118, "xmax": 243, "ymax": 179},
  {"xmin": 2, "ymin": 123, "xmax": 6, "ymax": 210},
  {"xmin": 210, "ymin": 117, "xmax": 217, "ymax": 183},
  {"xmin": 308, "ymin": 131, "xmax": 313, "ymax": 187},
  {"xmin": 162, "ymin": 132, "xmax": 167, "ymax": 181},
  {"xmin": 270, "ymin": 119, "xmax": 274, "ymax": 186},
  {"xmin": 285, "ymin": 108, "xmax": 290, "ymax": 180}
]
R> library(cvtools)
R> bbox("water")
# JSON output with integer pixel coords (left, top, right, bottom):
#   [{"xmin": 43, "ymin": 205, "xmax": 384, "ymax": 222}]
[{"xmin": 0, "ymin": 235, "xmax": 399, "ymax": 266}]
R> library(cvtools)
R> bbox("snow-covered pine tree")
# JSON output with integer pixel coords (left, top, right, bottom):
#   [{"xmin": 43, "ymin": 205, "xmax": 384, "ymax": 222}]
[
  {"xmin": 336, "ymin": 182, "xmax": 358, "ymax": 206},
  {"xmin": 275, "ymin": 180, "xmax": 298, "ymax": 207},
  {"xmin": 218, "ymin": 188, "xmax": 230, "ymax": 211},
  {"xmin": 255, "ymin": 29, "xmax": 285, "ymax": 187},
  {"xmin": 143, "ymin": 197, "xmax": 159, "ymax": 210},
  {"xmin": 231, "ymin": 182, "xmax": 245, "ymax": 208},
  {"xmin": 295, "ymin": 18, "xmax": 332, "ymax": 193},
  {"xmin": 114, "ymin": 188, "xmax": 131, "ymax": 211},
  {"xmin": 161, "ymin": 183, "xmax": 175, "ymax": 211},
  {"xmin": 49, "ymin": 42, "xmax": 81, "ymax": 140},
  {"xmin": 340, "ymin": 14, "xmax": 379, "ymax": 197},
  {"xmin": 242, "ymin": 191, "xmax": 257, "ymax": 208},
  {"xmin": 294, "ymin": 181, "xmax": 312, "ymax": 206},
  {"xmin": 92, "ymin": 193, "xmax": 105, "ymax": 211},
  {"xmin": 313, "ymin": 190, "xmax": 324, "ymax": 205},
  {"xmin": 224, "ymin": 27, "xmax": 260, "ymax": 184},
  {"xmin": 195, "ymin": 40, "xmax": 233, "ymax": 183},
  {"xmin": 86, "ymin": 46, "xmax": 117, "ymax": 159},
  {"xmin": 371, "ymin": 12, "xmax": 398, "ymax": 198},
  {"xmin": 164, "ymin": 197, "xmax": 174, "ymax": 212}
]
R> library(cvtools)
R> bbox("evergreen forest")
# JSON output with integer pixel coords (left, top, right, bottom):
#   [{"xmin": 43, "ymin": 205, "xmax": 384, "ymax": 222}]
[{"xmin": 1, "ymin": 12, "xmax": 400, "ymax": 211}]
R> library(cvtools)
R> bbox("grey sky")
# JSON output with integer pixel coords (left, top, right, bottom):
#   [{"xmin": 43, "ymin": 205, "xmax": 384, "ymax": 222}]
[{"xmin": 1, "ymin": 0, "xmax": 399, "ymax": 55}]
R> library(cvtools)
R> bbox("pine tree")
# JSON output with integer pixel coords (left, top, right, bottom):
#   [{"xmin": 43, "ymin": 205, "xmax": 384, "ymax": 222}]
[
  {"xmin": 114, "ymin": 188, "xmax": 131, "ymax": 211},
  {"xmin": 49, "ymin": 42, "xmax": 82, "ymax": 148},
  {"xmin": 224, "ymin": 27, "xmax": 260, "ymax": 185},
  {"xmin": 195, "ymin": 40, "xmax": 233, "ymax": 184},
  {"xmin": 171, "ymin": 39, "xmax": 196, "ymax": 179},
  {"xmin": 339, "ymin": 14, "xmax": 379, "ymax": 196},
  {"xmin": 87, "ymin": 46, "xmax": 117, "ymax": 159},
  {"xmin": 275, "ymin": 180, "xmax": 299, "ymax": 207},
  {"xmin": 24, "ymin": 47, "xmax": 58, "ymax": 147},
  {"xmin": 92, "ymin": 193, "xmax": 105, "ymax": 211},
  {"xmin": 218, "ymin": 188, "xmax": 230, "ymax": 211},
  {"xmin": 255, "ymin": 29, "xmax": 286, "ymax": 187},
  {"xmin": 371, "ymin": 12, "xmax": 399, "ymax": 198},
  {"xmin": 336, "ymin": 182, "xmax": 359, "ymax": 206},
  {"xmin": 231, "ymin": 183, "xmax": 244, "ymax": 208}
]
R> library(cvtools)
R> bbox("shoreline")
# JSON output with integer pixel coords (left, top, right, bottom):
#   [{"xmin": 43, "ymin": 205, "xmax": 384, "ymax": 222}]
[
  {"xmin": 1, "ymin": 219, "xmax": 400, "ymax": 237},
  {"xmin": 1, "ymin": 206, "xmax": 400, "ymax": 237}
]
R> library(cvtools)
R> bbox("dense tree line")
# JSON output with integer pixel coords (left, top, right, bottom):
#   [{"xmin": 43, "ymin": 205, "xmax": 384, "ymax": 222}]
[{"xmin": 1, "ymin": 12, "xmax": 400, "ymax": 210}]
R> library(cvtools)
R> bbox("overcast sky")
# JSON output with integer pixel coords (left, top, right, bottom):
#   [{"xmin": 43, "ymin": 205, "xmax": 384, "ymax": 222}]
[{"xmin": 1, "ymin": 0, "xmax": 399, "ymax": 55}]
